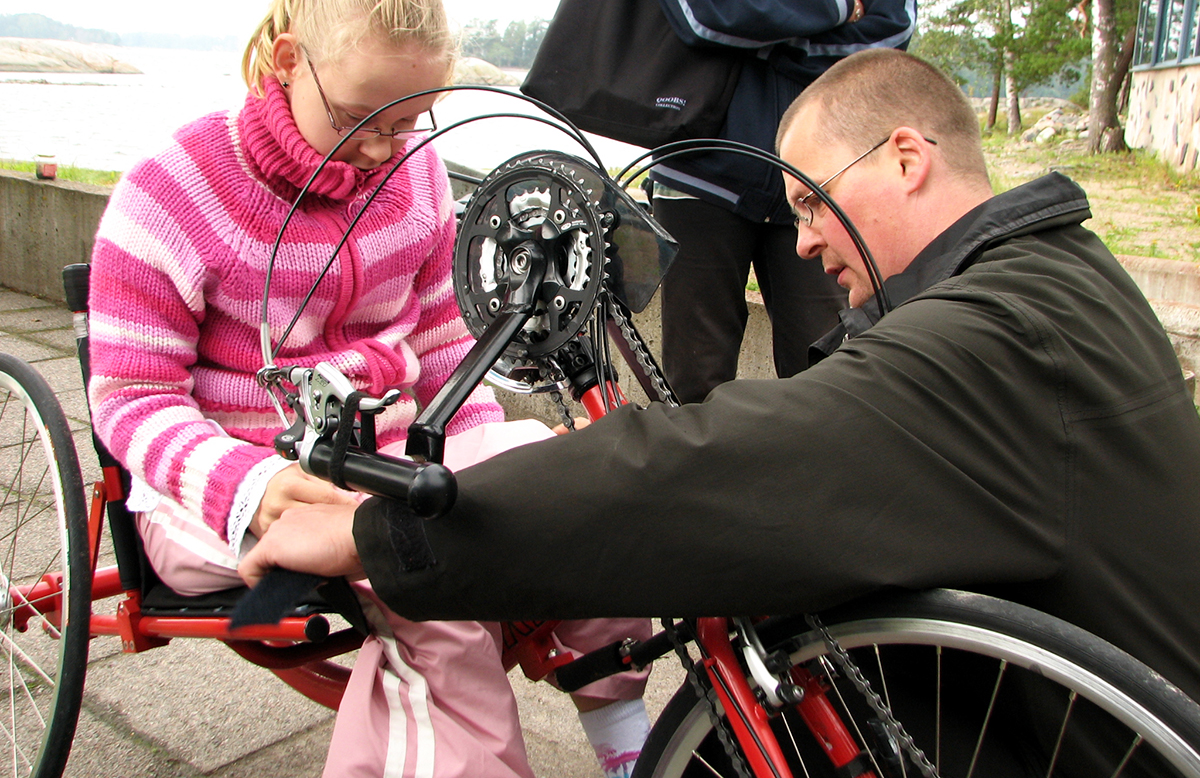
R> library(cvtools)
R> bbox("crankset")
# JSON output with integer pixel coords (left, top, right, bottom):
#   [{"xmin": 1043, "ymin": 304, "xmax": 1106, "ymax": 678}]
[{"xmin": 453, "ymin": 151, "xmax": 677, "ymax": 394}]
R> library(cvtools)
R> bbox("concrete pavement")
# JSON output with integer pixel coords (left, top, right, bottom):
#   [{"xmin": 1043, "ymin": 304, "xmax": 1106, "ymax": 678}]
[{"xmin": 0, "ymin": 286, "xmax": 685, "ymax": 778}]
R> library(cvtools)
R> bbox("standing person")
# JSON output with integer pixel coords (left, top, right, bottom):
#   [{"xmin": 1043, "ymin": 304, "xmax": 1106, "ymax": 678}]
[
  {"xmin": 241, "ymin": 46, "xmax": 1200, "ymax": 739},
  {"xmin": 652, "ymin": 0, "xmax": 914, "ymax": 403},
  {"xmin": 87, "ymin": 0, "xmax": 649, "ymax": 775}
]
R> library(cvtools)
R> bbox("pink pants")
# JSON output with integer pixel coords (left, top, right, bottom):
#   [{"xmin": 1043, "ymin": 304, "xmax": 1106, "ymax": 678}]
[{"xmin": 136, "ymin": 420, "xmax": 651, "ymax": 778}]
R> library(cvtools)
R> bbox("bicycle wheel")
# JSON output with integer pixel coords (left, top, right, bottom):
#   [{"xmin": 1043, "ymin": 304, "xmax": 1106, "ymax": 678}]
[
  {"xmin": 0, "ymin": 354, "xmax": 91, "ymax": 778},
  {"xmin": 634, "ymin": 589, "xmax": 1200, "ymax": 778}
]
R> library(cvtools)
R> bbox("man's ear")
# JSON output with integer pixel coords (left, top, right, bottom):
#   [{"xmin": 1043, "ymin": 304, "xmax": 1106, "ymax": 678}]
[
  {"xmin": 271, "ymin": 32, "xmax": 302, "ymax": 86},
  {"xmin": 892, "ymin": 127, "xmax": 933, "ymax": 194}
]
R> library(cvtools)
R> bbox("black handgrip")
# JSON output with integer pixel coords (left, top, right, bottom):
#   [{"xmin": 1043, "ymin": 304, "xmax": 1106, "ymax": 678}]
[
  {"xmin": 305, "ymin": 441, "xmax": 457, "ymax": 518},
  {"xmin": 63, "ymin": 263, "xmax": 90, "ymax": 313}
]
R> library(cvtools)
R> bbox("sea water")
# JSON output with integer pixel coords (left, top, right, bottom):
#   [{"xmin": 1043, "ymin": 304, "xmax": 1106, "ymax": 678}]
[{"xmin": 0, "ymin": 46, "xmax": 645, "ymax": 176}]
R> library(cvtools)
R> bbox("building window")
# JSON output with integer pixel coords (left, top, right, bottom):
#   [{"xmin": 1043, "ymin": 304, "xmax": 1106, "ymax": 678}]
[
  {"xmin": 1193, "ymin": 1, "xmax": 1200, "ymax": 56},
  {"xmin": 1136, "ymin": 0, "xmax": 1200, "ymax": 66},
  {"xmin": 1136, "ymin": 0, "xmax": 1161, "ymax": 66},
  {"xmin": 1163, "ymin": 0, "xmax": 1186, "ymax": 60}
]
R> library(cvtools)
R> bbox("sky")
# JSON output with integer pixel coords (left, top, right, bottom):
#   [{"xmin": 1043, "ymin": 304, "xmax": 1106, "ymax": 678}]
[{"xmin": 2, "ymin": 0, "xmax": 562, "ymax": 38}]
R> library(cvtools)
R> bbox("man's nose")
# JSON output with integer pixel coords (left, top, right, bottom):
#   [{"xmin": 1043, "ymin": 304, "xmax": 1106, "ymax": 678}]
[{"xmin": 794, "ymin": 223, "xmax": 827, "ymax": 260}]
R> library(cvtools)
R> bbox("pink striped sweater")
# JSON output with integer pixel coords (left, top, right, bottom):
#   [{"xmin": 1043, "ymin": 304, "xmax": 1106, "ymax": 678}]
[{"xmin": 88, "ymin": 78, "xmax": 503, "ymax": 539}]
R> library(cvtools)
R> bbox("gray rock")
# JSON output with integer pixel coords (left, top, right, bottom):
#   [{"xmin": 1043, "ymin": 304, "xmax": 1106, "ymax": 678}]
[{"xmin": 0, "ymin": 38, "xmax": 141, "ymax": 74}]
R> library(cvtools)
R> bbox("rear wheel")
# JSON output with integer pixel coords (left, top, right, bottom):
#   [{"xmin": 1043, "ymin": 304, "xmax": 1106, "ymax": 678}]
[
  {"xmin": 634, "ymin": 589, "xmax": 1200, "ymax": 778},
  {"xmin": 0, "ymin": 354, "xmax": 91, "ymax": 778}
]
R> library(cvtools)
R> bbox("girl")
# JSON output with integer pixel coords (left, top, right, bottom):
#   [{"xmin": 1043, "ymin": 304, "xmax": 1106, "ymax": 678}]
[{"xmin": 87, "ymin": 1, "xmax": 650, "ymax": 775}]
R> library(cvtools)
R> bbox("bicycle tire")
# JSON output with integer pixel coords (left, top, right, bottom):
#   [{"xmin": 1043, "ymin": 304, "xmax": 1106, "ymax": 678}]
[
  {"xmin": 633, "ymin": 589, "xmax": 1200, "ymax": 778},
  {"xmin": 0, "ymin": 354, "xmax": 91, "ymax": 778}
]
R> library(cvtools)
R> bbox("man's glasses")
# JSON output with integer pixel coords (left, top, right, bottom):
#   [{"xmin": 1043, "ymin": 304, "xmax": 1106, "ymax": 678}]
[
  {"xmin": 793, "ymin": 135, "xmax": 937, "ymax": 228},
  {"xmin": 305, "ymin": 54, "xmax": 436, "ymax": 140}
]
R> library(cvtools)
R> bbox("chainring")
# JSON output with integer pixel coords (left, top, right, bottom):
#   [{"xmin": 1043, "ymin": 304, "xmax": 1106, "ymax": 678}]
[{"xmin": 454, "ymin": 151, "xmax": 611, "ymax": 392}]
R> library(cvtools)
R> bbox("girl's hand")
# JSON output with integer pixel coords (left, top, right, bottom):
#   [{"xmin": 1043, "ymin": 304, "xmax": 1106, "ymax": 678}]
[
  {"xmin": 239, "ymin": 504, "xmax": 363, "ymax": 588},
  {"xmin": 249, "ymin": 463, "xmax": 359, "ymax": 537}
]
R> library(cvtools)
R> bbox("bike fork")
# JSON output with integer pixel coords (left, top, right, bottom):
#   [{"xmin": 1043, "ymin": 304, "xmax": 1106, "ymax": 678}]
[{"xmin": 696, "ymin": 617, "xmax": 880, "ymax": 778}]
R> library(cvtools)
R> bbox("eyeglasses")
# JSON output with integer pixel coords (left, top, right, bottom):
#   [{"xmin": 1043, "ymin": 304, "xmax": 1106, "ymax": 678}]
[
  {"xmin": 305, "ymin": 53, "xmax": 436, "ymax": 140},
  {"xmin": 793, "ymin": 135, "xmax": 937, "ymax": 228}
]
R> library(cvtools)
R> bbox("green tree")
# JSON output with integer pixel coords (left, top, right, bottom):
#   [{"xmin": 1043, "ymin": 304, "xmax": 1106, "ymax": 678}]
[
  {"xmin": 915, "ymin": 0, "xmax": 1088, "ymax": 134},
  {"xmin": 1087, "ymin": 0, "xmax": 1139, "ymax": 153},
  {"xmin": 461, "ymin": 18, "xmax": 549, "ymax": 69}
]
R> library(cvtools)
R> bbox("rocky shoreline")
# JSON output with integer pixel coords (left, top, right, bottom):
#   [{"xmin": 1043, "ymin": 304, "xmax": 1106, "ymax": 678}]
[{"xmin": 0, "ymin": 37, "xmax": 140, "ymax": 74}]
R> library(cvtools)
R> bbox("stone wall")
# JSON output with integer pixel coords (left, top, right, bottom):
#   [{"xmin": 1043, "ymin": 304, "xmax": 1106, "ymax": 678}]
[
  {"xmin": 1127, "ymin": 65, "xmax": 1200, "ymax": 173},
  {"xmin": 0, "ymin": 169, "xmax": 110, "ymax": 300}
]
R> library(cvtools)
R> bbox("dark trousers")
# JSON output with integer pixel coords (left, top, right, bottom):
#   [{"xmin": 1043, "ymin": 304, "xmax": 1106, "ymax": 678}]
[{"xmin": 654, "ymin": 196, "xmax": 847, "ymax": 405}]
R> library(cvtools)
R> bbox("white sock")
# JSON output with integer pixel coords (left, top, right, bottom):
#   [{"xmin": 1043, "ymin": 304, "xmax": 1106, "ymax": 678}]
[{"xmin": 577, "ymin": 698, "xmax": 651, "ymax": 778}]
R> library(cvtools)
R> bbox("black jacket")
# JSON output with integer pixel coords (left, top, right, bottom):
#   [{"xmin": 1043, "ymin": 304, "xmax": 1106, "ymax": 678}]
[
  {"xmin": 358, "ymin": 174, "xmax": 1200, "ymax": 703},
  {"xmin": 649, "ymin": 0, "xmax": 917, "ymax": 223}
]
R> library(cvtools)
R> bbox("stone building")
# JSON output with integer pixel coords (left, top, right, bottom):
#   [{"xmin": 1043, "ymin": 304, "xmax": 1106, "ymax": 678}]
[{"xmin": 1127, "ymin": 0, "xmax": 1200, "ymax": 172}]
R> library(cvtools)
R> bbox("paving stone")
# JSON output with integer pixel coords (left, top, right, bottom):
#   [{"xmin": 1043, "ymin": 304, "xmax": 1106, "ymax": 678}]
[
  {"xmin": 0, "ymin": 290, "xmax": 55, "ymax": 313},
  {"xmin": 82, "ymin": 637, "xmax": 335, "ymax": 774},
  {"xmin": 27, "ymin": 327, "xmax": 81, "ymax": 354},
  {"xmin": 207, "ymin": 719, "xmax": 333, "ymax": 778},
  {"xmin": 29, "ymin": 357, "xmax": 85, "ymax": 395},
  {"xmin": 63, "ymin": 705, "xmax": 192, "ymax": 778},
  {"xmin": 0, "ymin": 335, "xmax": 61, "ymax": 363},
  {"xmin": 0, "ymin": 307, "xmax": 74, "ymax": 334}
]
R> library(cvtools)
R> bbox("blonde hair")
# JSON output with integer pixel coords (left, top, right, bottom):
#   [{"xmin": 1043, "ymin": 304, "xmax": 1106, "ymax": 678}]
[
  {"xmin": 778, "ymin": 49, "xmax": 988, "ymax": 185},
  {"xmin": 242, "ymin": 0, "xmax": 457, "ymax": 96}
]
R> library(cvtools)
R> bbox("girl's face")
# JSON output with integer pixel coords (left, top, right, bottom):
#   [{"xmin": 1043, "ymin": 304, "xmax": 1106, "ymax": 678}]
[{"xmin": 273, "ymin": 33, "xmax": 450, "ymax": 170}]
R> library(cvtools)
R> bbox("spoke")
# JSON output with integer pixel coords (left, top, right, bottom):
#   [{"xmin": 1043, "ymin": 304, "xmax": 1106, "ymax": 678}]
[
  {"xmin": 0, "ymin": 630, "xmax": 56, "ymax": 690},
  {"xmin": 778, "ymin": 711, "xmax": 812, "ymax": 778},
  {"xmin": 692, "ymin": 750, "xmax": 727, "ymax": 778},
  {"xmin": 0, "ymin": 711, "xmax": 34, "ymax": 776},
  {"xmin": 0, "ymin": 499, "xmax": 57, "ymax": 548},
  {"xmin": 1110, "ymin": 735, "xmax": 1143, "ymax": 777},
  {"xmin": 1043, "ymin": 690, "xmax": 1077, "ymax": 778},
  {"xmin": 935, "ymin": 645, "xmax": 942, "ymax": 774},
  {"xmin": 4, "ymin": 630, "xmax": 37, "ymax": 775},
  {"xmin": 965, "ymin": 659, "xmax": 1008, "ymax": 778}
]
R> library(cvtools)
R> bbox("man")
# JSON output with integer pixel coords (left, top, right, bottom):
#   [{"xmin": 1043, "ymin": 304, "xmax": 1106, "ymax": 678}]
[{"xmin": 241, "ymin": 50, "xmax": 1200, "ymax": 716}]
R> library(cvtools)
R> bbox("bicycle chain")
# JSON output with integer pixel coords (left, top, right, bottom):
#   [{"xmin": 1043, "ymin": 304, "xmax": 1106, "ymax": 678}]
[
  {"xmin": 662, "ymin": 619, "xmax": 755, "ymax": 778},
  {"xmin": 805, "ymin": 614, "xmax": 941, "ymax": 778},
  {"xmin": 549, "ymin": 389, "xmax": 575, "ymax": 431},
  {"xmin": 607, "ymin": 296, "xmax": 679, "ymax": 407}
]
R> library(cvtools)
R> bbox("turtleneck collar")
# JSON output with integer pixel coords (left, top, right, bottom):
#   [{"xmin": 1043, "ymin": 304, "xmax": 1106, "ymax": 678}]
[{"xmin": 237, "ymin": 77, "xmax": 380, "ymax": 202}]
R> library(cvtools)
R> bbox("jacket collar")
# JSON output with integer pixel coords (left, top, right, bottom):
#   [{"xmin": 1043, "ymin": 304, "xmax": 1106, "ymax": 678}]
[{"xmin": 810, "ymin": 173, "xmax": 1092, "ymax": 362}]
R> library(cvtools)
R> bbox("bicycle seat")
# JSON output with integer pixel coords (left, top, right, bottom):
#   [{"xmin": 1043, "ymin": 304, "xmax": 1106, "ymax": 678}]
[{"xmin": 139, "ymin": 576, "xmax": 368, "ymax": 635}]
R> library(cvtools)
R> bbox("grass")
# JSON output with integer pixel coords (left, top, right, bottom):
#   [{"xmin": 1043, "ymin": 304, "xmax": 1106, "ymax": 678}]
[
  {"xmin": 980, "ymin": 129, "xmax": 1200, "ymax": 262},
  {"xmin": 0, "ymin": 158, "xmax": 122, "ymax": 186}
]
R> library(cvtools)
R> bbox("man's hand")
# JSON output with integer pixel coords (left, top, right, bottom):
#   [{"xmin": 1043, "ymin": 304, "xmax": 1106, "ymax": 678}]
[
  {"xmin": 249, "ymin": 463, "xmax": 359, "ymax": 537},
  {"xmin": 551, "ymin": 417, "xmax": 591, "ymax": 435},
  {"xmin": 238, "ymin": 503, "xmax": 364, "ymax": 588}
]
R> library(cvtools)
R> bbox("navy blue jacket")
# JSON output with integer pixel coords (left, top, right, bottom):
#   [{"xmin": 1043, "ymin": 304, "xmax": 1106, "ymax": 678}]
[{"xmin": 651, "ymin": 0, "xmax": 916, "ymax": 223}]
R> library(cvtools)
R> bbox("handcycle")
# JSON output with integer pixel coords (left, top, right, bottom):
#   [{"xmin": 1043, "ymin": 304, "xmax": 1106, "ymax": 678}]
[{"xmin": 3, "ymin": 89, "xmax": 1200, "ymax": 778}]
